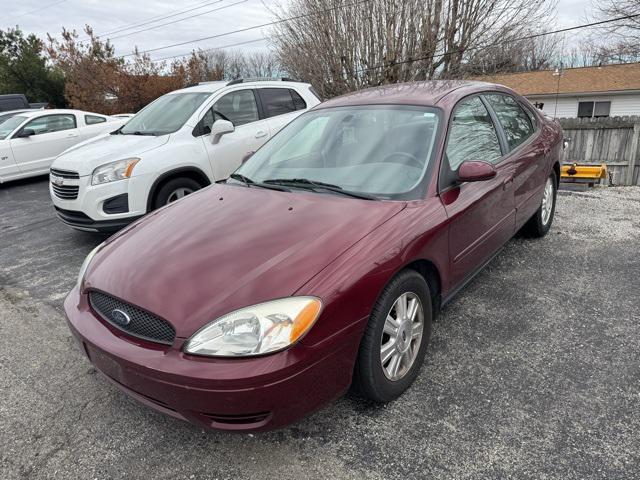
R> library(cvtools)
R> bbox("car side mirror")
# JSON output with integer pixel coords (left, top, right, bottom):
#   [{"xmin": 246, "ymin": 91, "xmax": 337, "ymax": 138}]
[
  {"xmin": 457, "ymin": 161, "xmax": 497, "ymax": 183},
  {"xmin": 210, "ymin": 120, "xmax": 234, "ymax": 144},
  {"xmin": 16, "ymin": 128, "xmax": 35, "ymax": 138}
]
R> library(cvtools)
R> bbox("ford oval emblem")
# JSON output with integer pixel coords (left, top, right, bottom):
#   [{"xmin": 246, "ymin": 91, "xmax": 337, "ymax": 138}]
[{"xmin": 111, "ymin": 309, "xmax": 131, "ymax": 326}]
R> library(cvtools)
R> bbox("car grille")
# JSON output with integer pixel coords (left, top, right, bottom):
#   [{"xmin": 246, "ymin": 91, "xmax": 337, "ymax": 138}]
[
  {"xmin": 50, "ymin": 168, "xmax": 79, "ymax": 179},
  {"xmin": 50, "ymin": 168, "xmax": 80, "ymax": 200},
  {"xmin": 51, "ymin": 183, "xmax": 79, "ymax": 200},
  {"xmin": 89, "ymin": 291, "xmax": 176, "ymax": 345}
]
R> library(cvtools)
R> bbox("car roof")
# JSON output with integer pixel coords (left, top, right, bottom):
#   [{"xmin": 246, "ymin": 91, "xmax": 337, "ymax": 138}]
[
  {"xmin": 170, "ymin": 80, "xmax": 311, "ymax": 95},
  {"xmin": 315, "ymin": 80, "xmax": 504, "ymax": 109},
  {"xmin": 13, "ymin": 109, "xmax": 107, "ymax": 118},
  {"xmin": 0, "ymin": 109, "xmax": 29, "ymax": 115}
]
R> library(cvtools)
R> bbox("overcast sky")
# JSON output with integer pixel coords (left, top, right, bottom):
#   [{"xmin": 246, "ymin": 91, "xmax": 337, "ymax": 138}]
[{"xmin": 2, "ymin": 0, "xmax": 595, "ymax": 63}]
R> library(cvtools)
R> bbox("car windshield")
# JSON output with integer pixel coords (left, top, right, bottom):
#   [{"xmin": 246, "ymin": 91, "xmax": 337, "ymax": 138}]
[
  {"xmin": 236, "ymin": 105, "xmax": 440, "ymax": 200},
  {"xmin": 121, "ymin": 92, "xmax": 211, "ymax": 136},
  {"xmin": 0, "ymin": 111, "xmax": 24, "ymax": 124},
  {"xmin": 0, "ymin": 115, "xmax": 27, "ymax": 140}
]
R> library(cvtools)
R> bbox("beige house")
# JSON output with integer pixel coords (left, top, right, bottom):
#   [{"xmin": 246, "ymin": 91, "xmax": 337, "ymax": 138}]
[{"xmin": 477, "ymin": 63, "xmax": 640, "ymax": 119}]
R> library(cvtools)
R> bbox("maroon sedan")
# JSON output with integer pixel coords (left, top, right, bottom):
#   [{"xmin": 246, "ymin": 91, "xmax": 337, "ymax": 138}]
[{"xmin": 65, "ymin": 81, "xmax": 562, "ymax": 431}]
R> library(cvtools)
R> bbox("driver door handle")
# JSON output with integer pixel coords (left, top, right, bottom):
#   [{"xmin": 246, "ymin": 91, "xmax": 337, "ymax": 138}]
[{"xmin": 255, "ymin": 130, "xmax": 268, "ymax": 139}]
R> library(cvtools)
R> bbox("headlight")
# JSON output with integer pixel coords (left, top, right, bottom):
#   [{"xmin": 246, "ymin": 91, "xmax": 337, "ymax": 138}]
[
  {"xmin": 184, "ymin": 297, "xmax": 322, "ymax": 357},
  {"xmin": 91, "ymin": 158, "xmax": 139, "ymax": 185},
  {"xmin": 77, "ymin": 243, "xmax": 104, "ymax": 289}
]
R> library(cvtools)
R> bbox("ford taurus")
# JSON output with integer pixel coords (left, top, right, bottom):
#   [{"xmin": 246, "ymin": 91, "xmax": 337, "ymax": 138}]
[{"xmin": 64, "ymin": 81, "xmax": 562, "ymax": 431}]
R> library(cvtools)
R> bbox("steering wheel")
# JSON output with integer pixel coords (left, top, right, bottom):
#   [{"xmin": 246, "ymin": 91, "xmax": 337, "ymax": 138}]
[{"xmin": 382, "ymin": 151, "xmax": 421, "ymax": 168}]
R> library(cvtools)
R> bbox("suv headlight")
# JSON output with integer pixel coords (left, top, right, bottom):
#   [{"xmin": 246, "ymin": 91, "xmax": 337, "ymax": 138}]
[
  {"xmin": 91, "ymin": 158, "xmax": 139, "ymax": 185},
  {"xmin": 77, "ymin": 243, "xmax": 104, "ymax": 289},
  {"xmin": 184, "ymin": 297, "xmax": 322, "ymax": 357}
]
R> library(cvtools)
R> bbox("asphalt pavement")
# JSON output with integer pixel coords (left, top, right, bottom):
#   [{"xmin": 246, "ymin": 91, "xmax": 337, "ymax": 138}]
[{"xmin": 1, "ymin": 176, "xmax": 639, "ymax": 479}]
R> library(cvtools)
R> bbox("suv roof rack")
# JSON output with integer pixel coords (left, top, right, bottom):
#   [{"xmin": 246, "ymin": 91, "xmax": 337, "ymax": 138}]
[{"xmin": 225, "ymin": 77, "xmax": 301, "ymax": 86}]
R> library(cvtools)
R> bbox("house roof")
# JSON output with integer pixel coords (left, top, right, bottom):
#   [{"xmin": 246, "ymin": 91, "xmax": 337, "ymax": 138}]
[{"xmin": 474, "ymin": 63, "xmax": 640, "ymax": 97}]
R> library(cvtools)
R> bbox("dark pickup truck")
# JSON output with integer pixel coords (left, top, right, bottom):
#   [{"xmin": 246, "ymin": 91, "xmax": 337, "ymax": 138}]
[{"xmin": 0, "ymin": 94, "xmax": 30, "ymax": 112}]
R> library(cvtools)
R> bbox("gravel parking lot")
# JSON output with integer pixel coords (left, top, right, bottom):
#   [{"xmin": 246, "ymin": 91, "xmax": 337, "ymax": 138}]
[{"xmin": 1, "ymin": 177, "xmax": 639, "ymax": 479}]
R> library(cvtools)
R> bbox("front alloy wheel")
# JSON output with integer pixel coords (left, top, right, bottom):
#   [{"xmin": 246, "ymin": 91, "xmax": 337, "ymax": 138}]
[
  {"xmin": 380, "ymin": 292, "xmax": 424, "ymax": 381},
  {"xmin": 152, "ymin": 177, "xmax": 202, "ymax": 210},
  {"xmin": 166, "ymin": 187, "xmax": 195, "ymax": 204},
  {"xmin": 354, "ymin": 269, "xmax": 432, "ymax": 403}
]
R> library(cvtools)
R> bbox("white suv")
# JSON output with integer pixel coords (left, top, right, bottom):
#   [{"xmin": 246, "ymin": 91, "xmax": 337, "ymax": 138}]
[{"xmin": 50, "ymin": 79, "xmax": 320, "ymax": 232}]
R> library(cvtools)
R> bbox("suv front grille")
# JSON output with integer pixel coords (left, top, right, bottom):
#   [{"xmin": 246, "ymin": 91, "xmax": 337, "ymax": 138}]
[
  {"xmin": 50, "ymin": 168, "xmax": 80, "ymax": 200},
  {"xmin": 89, "ymin": 291, "xmax": 176, "ymax": 345},
  {"xmin": 50, "ymin": 168, "xmax": 79, "ymax": 179},
  {"xmin": 51, "ymin": 183, "xmax": 79, "ymax": 199}
]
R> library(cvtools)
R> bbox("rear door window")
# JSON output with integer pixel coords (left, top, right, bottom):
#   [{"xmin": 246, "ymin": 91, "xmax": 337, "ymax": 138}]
[
  {"xmin": 258, "ymin": 88, "xmax": 298, "ymax": 118},
  {"xmin": 485, "ymin": 94, "xmax": 535, "ymax": 150}
]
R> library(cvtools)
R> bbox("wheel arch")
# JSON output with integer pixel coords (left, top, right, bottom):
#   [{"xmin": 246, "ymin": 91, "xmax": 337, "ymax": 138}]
[
  {"xmin": 146, "ymin": 167, "xmax": 212, "ymax": 212},
  {"xmin": 402, "ymin": 259, "xmax": 442, "ymax": 318},
  {"xmin": 552, "ymin": 161, "xmax": 560, "ymax": 188}
]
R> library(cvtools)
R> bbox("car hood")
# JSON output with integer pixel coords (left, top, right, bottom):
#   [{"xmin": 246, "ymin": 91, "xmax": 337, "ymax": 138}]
[
  {"xmin": 53, "ymin": 133, "xmax": 170, "ymax": 176},
  {"xmin": 85, "ymin": 184, "xmax": 406, "ymax": 338}
]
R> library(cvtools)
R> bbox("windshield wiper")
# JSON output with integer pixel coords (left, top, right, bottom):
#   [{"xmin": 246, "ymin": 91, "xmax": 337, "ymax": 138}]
[
  {"xmin": 228, "ymin": 173, "xmax": 290, "ymax": 192},
  {"xmin": 263, "ymin": 178, "xmax": 377, "ymax": 200}
]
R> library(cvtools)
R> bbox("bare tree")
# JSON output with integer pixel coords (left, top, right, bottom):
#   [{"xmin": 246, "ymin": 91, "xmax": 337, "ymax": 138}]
[
  {"xmin": 584, "ymin": 0, "xmax": 640, "ymax": 63},
  {"xmin": 170, "ymin": 48, "xmax": 280, "ymax": 81},
  {"xmin": 244, "ymin": 51, "xmax": 280, "ymax": 78},
  {"xmin": 271, "ymin": 0, "xmax": 556, "ymax": 97},
  {"xmin": 463, "ymin": 30, "xmax": 560, "ymax": 75}
]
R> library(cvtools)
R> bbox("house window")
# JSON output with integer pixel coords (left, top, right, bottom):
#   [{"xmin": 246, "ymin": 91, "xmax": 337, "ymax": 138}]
[
  {"xmin": 578, "ymin": 101, "xmax": 611, "ymax": 118},
  {"xmin": 594, "ymin": 101, "xmax": 611, "ymax": 117}
]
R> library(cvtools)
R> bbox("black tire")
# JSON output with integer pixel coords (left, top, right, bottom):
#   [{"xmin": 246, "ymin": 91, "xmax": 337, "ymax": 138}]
[
  {"xmin": 152, "ymin": 177, "xmax": 202, "ymax": 210},
  {"xmin": 522, "ymin": 170, "xmax": 557, "ymax": 238},
  {"xmin": 353, "ymin": 269, "xmax": 432, "ymax": 403}
]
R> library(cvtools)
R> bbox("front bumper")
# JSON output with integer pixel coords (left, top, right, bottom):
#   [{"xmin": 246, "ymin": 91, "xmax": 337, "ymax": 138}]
[
  {"xmin": 50, "ymin": 174, "xmax": 151, "ymax": 232},
  {"xmin": 55, "ymin": 207, "xmax": 142, "ymax": 232},
  {"xmin": 64, "ymin": 287, "xmax": 359, "ymax": 431}
]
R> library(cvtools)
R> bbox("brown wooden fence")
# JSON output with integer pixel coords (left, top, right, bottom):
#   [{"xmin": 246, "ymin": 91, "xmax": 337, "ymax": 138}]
[{"xmin": 559, "ymin": 116, "xmax": 640, "ymax": 186}]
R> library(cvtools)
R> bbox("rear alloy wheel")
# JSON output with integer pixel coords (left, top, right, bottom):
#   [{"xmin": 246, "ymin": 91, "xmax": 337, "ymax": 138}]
[
  {"xmin": 523, "ymin": 171, "xmax": 557, "ymax": 238},
  {"xmin": 152, "ymin": 177, "xmax": 202, "ymax": 210},
  {"xmin": 354, "ymin": 270, "xmax": 432, "ymax": 403}
]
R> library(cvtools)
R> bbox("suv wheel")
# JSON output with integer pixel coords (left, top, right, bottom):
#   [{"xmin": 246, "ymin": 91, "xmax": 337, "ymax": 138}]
[{"xmin": 153, "ymin": 177, "xmax": 202, "ymax": 209}]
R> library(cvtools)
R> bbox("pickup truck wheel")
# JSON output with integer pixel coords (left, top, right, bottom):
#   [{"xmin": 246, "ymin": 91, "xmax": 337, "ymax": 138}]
[
  {"xmin": 152, "ymin": 177, "xmax": 202, "ymax": 209},
  {"xmin": 522, "ymin": 171, "xmax": 557, "ymax": 238},
  {"xmin": 353, "ymin": 270, "xmax": 432, "ymax": 403}
]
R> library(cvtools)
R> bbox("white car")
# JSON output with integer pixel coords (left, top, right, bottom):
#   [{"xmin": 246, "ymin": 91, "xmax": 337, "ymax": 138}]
[
  {"xmin": 0, "ymin": 109, "xmax": 31, "ymax": 124},
  {"xmin": 0, "ymin": 109, "xmax": 125, "ymax": 183},
  {"xmin": 50, "ymin": 79, "xmax": 320, "ymax": 232}
]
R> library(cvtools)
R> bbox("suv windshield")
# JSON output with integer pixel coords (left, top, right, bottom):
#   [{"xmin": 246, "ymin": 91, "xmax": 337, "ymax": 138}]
[
  {"xmin": 0, "ymin": 115, "xmax": 27, "ymax": 140},
  {"xmin": 121, "ymin": 92, "xmax": 211, "ymax": 136},
  {"xmin": 236, "ymin": 105, "xmax": 440, "ymax": 200}
]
